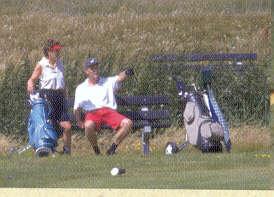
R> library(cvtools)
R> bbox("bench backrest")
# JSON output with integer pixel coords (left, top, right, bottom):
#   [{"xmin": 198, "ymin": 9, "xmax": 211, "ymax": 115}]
[{"xmin": 150, "ymin": 53, "xmax": 257, "ymax": 63}]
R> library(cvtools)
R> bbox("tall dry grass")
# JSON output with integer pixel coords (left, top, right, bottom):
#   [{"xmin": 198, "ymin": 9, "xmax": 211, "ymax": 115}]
[{"xmin": 0, "ymin": 0, "xmax": 271, "ymax": 68}]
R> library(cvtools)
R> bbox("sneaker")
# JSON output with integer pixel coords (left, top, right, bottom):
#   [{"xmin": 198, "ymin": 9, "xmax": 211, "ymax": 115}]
[
  {"xmin": 63, "ymin": 146, "xmax": 71, "ymax": 155},
  {"xmin": 106, "ymin": 148, "xmax": 116, "ymax": 156},
  {"xmin": 93, "ymin": 146, "xmax": 101, "ymax": 155},
  {"xmin": 106, "ymin": 143, "xmax": 117, "ymax": 156}
]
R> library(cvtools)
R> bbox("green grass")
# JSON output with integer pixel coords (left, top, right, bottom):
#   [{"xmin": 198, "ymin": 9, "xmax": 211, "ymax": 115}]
[{"xmin": 0, "ymin": 150, "xmax": 271, "ymax": 189}]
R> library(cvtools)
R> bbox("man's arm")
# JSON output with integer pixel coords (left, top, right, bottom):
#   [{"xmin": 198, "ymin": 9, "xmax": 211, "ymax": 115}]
[
  {"xmin": 74, "ymin": 108, "xmax": 84, "ymax": 129},
  {"xmin": 73, "ymin": 87, "xmax": 84, "ymax": 128},
  {"xmin": 117, "ymin": 68, "xmax": 134, "ymax": 82}
]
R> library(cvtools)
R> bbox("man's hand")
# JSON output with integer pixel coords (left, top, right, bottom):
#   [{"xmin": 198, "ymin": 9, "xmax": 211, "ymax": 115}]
[
  {"xmin": 74, "ymin": 108, "xmax": 85, "ymax": 129},
  {"xmin": 117, "ymin": 67, "xmax": 134, "ymax": 82},
  {"xmin": 125, "ymin": 68, "xmax": 134, "ymax": 76},
  {"xmin": 77, "ymin": 120, "xmax": 84, "ymax": 129}
]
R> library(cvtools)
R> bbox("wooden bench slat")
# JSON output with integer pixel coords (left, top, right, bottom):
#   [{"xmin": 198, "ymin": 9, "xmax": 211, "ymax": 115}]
[
  {"xmin": 116, "ymin": 95, "xmax": 170, "ymax": 106},
  {"xmin": 151, "ymin": 53, "xmax": 257, "ymax": 62},
  {"xmin": 122, "ymin": 110, "xmax": 170, "ymax": 120},
  {"xmin": 68, "ymin": 95, "xmax": 170, "ymax": 107},
  {"xmin": 132, "ymin": 120, "xmax": 172, "ymax": 129},
  {"xmin": 165, "ymin": 64, "xmax": 253, "ymax": 72}
]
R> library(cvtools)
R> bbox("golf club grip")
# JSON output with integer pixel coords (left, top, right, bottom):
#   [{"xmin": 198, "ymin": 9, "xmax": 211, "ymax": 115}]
[{"xmin": 177, "ymin": 141, "xmax": 189, "ymax": 152}]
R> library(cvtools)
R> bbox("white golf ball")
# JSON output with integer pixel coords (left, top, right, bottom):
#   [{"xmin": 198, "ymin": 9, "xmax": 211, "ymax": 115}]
[{"xmin": 111, "ymin": 167, "xmax": 119, "ymax": 176}]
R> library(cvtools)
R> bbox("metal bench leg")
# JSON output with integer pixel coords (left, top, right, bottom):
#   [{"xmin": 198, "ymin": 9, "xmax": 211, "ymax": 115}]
[
  {"xmin": 141, "ymin": 106, "xmax": 152, "ymax": 156},
  {"xmin": 142, "ymin": 130, "xmax": 150, "ymax": 155}
]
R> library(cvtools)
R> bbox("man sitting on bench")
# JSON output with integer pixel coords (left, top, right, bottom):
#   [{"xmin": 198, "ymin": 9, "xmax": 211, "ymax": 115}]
[{"xmin": 74, "ymin": 57, "xmax": 134, "ymax": 155}]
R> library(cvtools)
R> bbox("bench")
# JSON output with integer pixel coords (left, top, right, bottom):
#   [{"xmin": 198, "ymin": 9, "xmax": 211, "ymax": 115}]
[{"xmin": 69, "ymin": 95, "xmax": 171, "ymax": 155}]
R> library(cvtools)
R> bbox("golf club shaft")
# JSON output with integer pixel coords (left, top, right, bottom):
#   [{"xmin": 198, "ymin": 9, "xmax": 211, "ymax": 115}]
[{"xmin": 177, "ymin": 141, "xmax": 189, "ymax": 152}]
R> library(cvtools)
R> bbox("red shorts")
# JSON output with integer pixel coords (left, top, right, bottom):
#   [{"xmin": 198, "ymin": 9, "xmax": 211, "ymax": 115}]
[{"xmin": 85, "ymin": 107, "xmax": 127, "ymax": 130}]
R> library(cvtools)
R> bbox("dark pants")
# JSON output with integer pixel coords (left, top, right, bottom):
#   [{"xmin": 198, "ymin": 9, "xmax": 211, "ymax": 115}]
[{"xmin": 40, "ymin": 89, "xmax": 70, "ymax": 137}]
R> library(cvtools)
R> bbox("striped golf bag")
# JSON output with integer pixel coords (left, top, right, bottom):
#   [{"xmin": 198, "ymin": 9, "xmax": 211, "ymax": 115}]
[
  {"xmin": 183, "ymin": 88, "xmax": 224, "ymax": 152},
  {"xmin": 167, "ymin": 67, "xmax": 231, "ymax": 154},
  {"xmin": 28, "ymin": 94, "xmax": 58, "ymax": 157}
]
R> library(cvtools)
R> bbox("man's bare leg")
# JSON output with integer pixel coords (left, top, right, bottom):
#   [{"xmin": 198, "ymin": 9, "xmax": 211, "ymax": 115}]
[
  {"xmin": 107, "ymin": 119, "xmax": 132, "ymax": 155},
  {"xmin": 85, "ymin": 120, "xmax": 100, "ymax": 155}
]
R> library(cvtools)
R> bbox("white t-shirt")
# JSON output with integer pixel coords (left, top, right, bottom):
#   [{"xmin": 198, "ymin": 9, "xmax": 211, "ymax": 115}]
[
  {"xmin": 74, "ymin": 76, "xmax": 120, "ymax": 111},
  {"xmin": 38, "ymin": 57, "xmax": 65, "ymax": 90}
]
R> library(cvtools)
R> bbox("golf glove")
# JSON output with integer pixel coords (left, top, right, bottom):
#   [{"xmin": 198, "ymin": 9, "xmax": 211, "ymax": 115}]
[{"xmin": 125, "ymin": 68, "xmax": 134, "ymax": 76}]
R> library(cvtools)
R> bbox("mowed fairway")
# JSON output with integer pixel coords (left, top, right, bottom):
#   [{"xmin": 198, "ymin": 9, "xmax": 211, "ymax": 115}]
[{"xmin": 0, "ymin": 150, "xmax": 270, "ymax": 189}]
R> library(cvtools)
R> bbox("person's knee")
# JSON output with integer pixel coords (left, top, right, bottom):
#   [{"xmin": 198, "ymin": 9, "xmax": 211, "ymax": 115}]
[
  {"xmin": 60, "ymin": 121, "xmax": 72, "ymax": 130},
  {"xmin": 84, "ymin": 121, "xmax": 96, "ymax": 129},
  {"xmin": 84, "ymin": 121, "xmax": 97, "ymax": 136},
  {"xmin": 121, "ymin": 119, "xmax": 133, "ymax": 129}
]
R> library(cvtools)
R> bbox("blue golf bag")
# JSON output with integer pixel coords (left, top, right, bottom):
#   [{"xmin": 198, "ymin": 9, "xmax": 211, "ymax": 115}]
[{"xmin": 28, "ymin": 94, "xmax": 58, "ymax": 157}]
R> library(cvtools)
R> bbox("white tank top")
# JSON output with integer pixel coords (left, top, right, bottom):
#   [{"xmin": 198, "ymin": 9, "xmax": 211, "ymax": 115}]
[{"xmin": 38, "ymin": 57, "xmax": 65, "ymax": 90}]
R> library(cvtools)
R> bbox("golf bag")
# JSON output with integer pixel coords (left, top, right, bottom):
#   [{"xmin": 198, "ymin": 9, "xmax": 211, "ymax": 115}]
[
  {"xmin": 165, "ymin": 67, "xmax": 231, "ymax": 154},
  {"xmin": 27, "ymin": 93, "xmax": 58, "ymax": 157},
  {"xmin": 183, "ymin": 86, "xmax": 224, "ymax": 152}
]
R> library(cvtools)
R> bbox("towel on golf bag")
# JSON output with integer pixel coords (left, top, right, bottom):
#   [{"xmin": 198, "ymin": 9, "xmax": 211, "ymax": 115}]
[
  {"xmin": 28, "ymin": 97, "xmax": 58, "ymax": 153},
  {"xmin": 183, "ymin": 91, "xmax": 224, "ymax": 152},
  {"xmin": 207, "ymin": 86, "xmax": 231, "ymax": 152}
]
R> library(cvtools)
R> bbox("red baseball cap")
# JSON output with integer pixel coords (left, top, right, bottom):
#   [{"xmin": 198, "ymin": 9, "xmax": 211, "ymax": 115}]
[{"xmin": 49, "ymin": 43, "xmax": 62, "ymax": 51}]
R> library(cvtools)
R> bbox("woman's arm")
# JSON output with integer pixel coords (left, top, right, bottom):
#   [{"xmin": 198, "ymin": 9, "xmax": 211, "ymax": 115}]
[{"xmin": 27, "ymin": 64, "xmax": 42, "ymax": 93}]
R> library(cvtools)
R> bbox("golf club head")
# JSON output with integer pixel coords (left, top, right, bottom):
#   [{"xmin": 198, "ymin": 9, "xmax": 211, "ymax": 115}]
[{"xmin": 165, "ymin": 142, "xmax": 178, "ymax": 155}]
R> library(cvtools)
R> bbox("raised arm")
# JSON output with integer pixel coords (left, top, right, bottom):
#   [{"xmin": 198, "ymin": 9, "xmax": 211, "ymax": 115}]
[{"xmin": 27, "ymin": 64, "xmax": 42, "ymax": 93}]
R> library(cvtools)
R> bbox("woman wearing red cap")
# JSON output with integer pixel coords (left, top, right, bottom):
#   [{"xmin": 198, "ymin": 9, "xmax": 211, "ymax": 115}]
[{"xmin": 27, "ymin": 39, "xmax": 71, "ymax": 154}]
